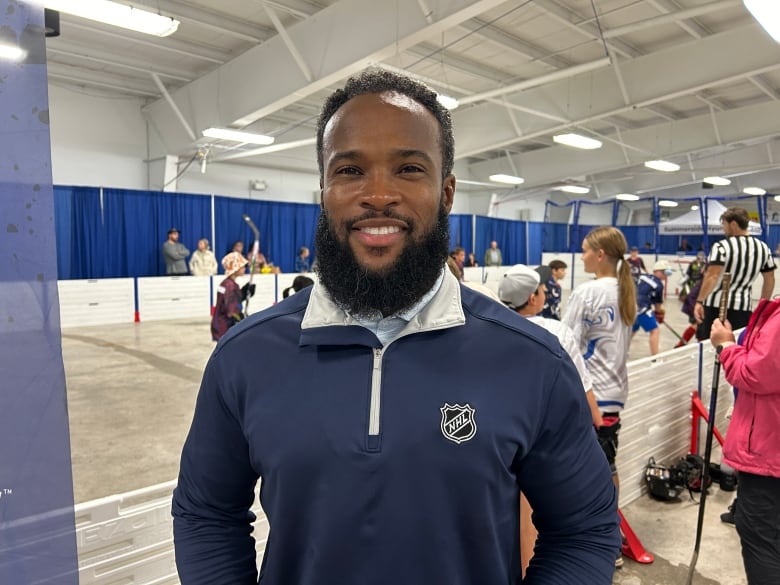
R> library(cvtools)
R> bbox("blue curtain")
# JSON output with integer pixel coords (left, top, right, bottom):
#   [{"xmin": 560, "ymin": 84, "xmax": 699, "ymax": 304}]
[
  {"xmin": 767, "ymin": 224, "xmax": 779, "ymax": 255},
  {"xmin": 542, "ymin": 222, "xmax": 568, "ymax": 252},
  {"xmin": 526, "ymin": 222, "xmax": 545, "ymax": 264},
  {"xmin": 619, "ymin": 226, "xmax": 656, "ymax": 252},
  {"xmin": 475, "ymin": 216, "xmax": 525, "ymax": 265},
  {"xmin": 214, "ymin": 197, "xmax": 320, "ymax": 273},
  {"xmin": 448, "ymin": 214, "xmax": 474, "ymax": 255},
  {"xmin": 569, "ymin": 224, "xmax": 599, "ymax": 253},
  {"xmin": 102, "ymin": 189, "xmax": 212, "ymax": 277},
  {"xmin": 53, "ymin": 186, "xmax": 77, "ymax": 279},
  {"xmin": 67, "ymin": 186, "xmax": 104, "ymax": 279}
]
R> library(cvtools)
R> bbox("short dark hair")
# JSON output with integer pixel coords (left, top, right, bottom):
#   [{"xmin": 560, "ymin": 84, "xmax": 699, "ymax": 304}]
[
  {"xmin": 720, "ymin": 207, "xmax": 749, "ymax": 230},
  {"xmin": 549, "ymin": 259, "xmax": 567, "ymax": 270},
  {"xmin": 451, "ymin": 246, "xmax": 464, "ymax": 257},
  {"xmin": 316, "ymin": 69, "xmax": 454, "ymax": 181}
]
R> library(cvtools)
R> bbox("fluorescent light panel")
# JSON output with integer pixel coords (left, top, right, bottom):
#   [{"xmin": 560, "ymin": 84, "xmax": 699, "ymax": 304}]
[
  {"xmin": 45, "ymin": 0, "xmax": 180, "ymax": 37},
  {"xmin": 775, "ymin": 195, "xmax": 780, "ymax": 202},
  {"xmin": 202, "ymin": 128, "xmax": 275, "ymax": 145},
  {"xmin": 436, "ymin": 94, "xmax": 459, "ymax": 110},
  {"xmin": 553, "ymin": 133, "xmax": 603, "ymax": 150},
  {"xmin": 743, "ymin": 0, "xmax": 780, "ymax": 43},
  {"xmin": 743, "ymin": 187, "xmax": 766, "ymax": 195},
  {"xmin": 645, "ymin": 160, "xmax": 680, "ymax": 172},
  {"xmin": 559, "ymin": 185, "xmax": 590, "ymax": 194},
  {"xmin": 615, "ymin": 193, "xmax": 639, "ymax": 201},
  {"xmin": 489, "ymin": 174, "xmax": 524, "ymax": 185},
  {"xmin": 658, "ymin": 200, "xmax": 679, "ymax": 207},
  {"xmin": 703, "ymin": 176, "xmax": 731, "ymax": 186},
  {"xmin": 691, "ymin": 205, "xmax": 700, "ymax": 210}
]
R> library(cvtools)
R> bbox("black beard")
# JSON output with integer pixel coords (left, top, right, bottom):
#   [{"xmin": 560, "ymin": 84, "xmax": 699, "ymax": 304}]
[{"xmin": 314, "ymin": 206, "xmax": 450, "ymax": 317}]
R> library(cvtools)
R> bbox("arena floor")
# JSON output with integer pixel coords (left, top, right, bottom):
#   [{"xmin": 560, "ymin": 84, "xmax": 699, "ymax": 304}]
[{"xmin": 62, "ymin": 287, "xmax": 746, "ymax": 585}]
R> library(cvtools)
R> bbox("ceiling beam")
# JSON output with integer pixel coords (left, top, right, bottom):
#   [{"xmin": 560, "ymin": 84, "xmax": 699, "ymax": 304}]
[
  {"xmin": 143, "ymin": 0, "xmax": 509, "ymax": 153},
  {"xmin": 603, "ymin": 1, "xmax": 739, "ymax": 39},
  {"xmin": 453, "ymin": 23, "xmax": 780, "ymax": 159}
]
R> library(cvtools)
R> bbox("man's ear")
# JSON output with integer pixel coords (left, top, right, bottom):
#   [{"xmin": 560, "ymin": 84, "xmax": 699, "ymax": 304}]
[
  {"xmin": 441, "ymin": 175, "xmax": 456, "ymax": 213},
  {"xmin": 318, "ymin": 180, "xmax": 324, "ymax": 209}
]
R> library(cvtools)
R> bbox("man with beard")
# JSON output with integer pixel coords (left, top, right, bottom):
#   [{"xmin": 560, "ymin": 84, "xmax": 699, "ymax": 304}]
[{"xmin": 172, "ymin": 70, "xmax": 619, "ymax": 585}]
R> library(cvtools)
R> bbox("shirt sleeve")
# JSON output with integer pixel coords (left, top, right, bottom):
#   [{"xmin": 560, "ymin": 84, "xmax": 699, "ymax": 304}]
[
  {"xmin": 561, "ymin": 289, "xmax": 586, "ymax": 354},
  {"xmin": 519, "ymin": 355, "xmax": 620, "ymax": 583},
  {"xmin": 709, "ymin": 241, "xmax": 726, "ymax": 265},
  {"xmin": 560, "ymin": 324, "xmax": 592, "ymax": 392},
  {"xmin": 719, "ymin": 310, "xmax": 780, "ymax": 396},
  {"xmin": 172, "ymin": 352, "xmax": 260, "ymax": 585}
]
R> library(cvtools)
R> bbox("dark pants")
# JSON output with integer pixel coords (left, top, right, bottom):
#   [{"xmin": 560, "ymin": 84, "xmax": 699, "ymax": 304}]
[
  {"xmin": 735, "ymin": 472, "xmax": 780, "ymax": 585},
  {"xmin": 696, "ymin": 305, "xmax": 752, "ymax": 340}
]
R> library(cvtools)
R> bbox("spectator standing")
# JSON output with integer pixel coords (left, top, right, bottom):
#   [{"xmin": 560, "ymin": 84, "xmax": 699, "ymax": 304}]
[
  {"xmin": 483, "ymin": 240, "xmax": 503, "ymax": 266},
  {"xmin": 710, "ymin": 298, "xmax": 780, "ymax": 584},
  {"xmin": 173, "ymin": 69, "xmax": 619, "ymax": 585},
  {"xmin": 694, "ymin": 207, "xmax": 776, "ymax": 339},
  {"xmin": 294, "ymin": 246, "xmax": 311, "ymax": 272},
  {"xmin": 540, "ymin": 259, "xmax": 567, "ymax": 320},
  {"xmin": 162, "ymin": 228, "xmax": 190, "ymax": 276},
  {"xmin": 189, "ymin": 238, "xmax": 217, "ymax": 276}
]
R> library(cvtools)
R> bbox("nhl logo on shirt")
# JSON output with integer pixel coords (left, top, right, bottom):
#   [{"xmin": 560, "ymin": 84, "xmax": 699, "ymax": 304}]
[{"xmin": 440, "ymin": 403, "xmax": 477, "ymax": 444}]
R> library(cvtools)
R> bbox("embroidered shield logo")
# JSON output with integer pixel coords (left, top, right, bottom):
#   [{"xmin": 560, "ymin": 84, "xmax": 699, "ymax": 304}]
[{"xmin": 440, "ymin": 403, "xmax": 477, "ymax": 444}]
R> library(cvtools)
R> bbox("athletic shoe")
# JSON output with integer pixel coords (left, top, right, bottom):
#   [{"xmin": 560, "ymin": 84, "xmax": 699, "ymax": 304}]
[
  {"xmin": 615, "ymin": 554, "xmax": 624, "ymax": 568},
  {"xmin": 720, "ymin": 498, "xmax": 737, "ymax": 525}
]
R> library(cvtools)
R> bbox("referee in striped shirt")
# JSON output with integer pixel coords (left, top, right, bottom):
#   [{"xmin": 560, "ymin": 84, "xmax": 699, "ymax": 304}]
[{"xmin": 694, "ymin": 207, "xmax": 776, "ymax": 339}]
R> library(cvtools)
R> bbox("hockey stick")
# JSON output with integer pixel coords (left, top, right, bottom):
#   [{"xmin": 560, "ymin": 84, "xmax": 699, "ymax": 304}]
[
  {"xmin": 685, "ymin": 272, "xmax": 732, "ymax": 585},
  {"xmin": 242, "ymin": 214, "xmax": 260, "ymax": 314},
  {"xmin": 660, "ymin": 319, "xmax": 685, "ymax": 342}
]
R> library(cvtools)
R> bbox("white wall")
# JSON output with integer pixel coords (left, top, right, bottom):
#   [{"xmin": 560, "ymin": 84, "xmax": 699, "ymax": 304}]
[
  {"xmin": 49, "ymin": 85, "xmax": 153, "ymax": 189},
  {"xmin": 176, "ymin": 162, "xmax": 321, "ymax": 203}
]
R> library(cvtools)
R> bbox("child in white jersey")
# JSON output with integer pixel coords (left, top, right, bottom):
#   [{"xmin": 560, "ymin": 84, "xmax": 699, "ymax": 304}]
[{"xmin": 562, "ymin": 226, "xmax": 636, "ymax": 569}]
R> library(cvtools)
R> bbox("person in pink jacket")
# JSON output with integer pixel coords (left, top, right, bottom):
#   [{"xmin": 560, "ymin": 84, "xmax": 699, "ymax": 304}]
[{"xmin": 710, "ymin": 297, "xmax": 780, "ymax": 585}]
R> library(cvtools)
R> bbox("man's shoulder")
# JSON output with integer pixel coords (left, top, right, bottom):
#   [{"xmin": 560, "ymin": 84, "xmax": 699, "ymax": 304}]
[{"xmin": 460, "ymin": 286, "xmax": 563, "ymax": 357}]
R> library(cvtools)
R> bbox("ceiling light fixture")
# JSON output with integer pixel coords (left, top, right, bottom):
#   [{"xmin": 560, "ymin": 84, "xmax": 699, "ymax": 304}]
[
  {"xmin": 202, "ymin": 128, "xmax": 275, "ymax": 145},
  {"xmin": 436, "ymin": 94, "xmax": 459, "ymax": 110},
  {"xmin": 558, "ymin": 185, "xmax": 590, "ymax": 194},
  {"xmin": 44, "ymin": 0, "xmax": 180, "ymax": 37},
  {"xmin": 489, "ymin": 174, "xmax": 524, "ymax": 185},
  {"xmin": 703, "ymin": 176, "xmax": 731, "ymax": 186},
  {"xmin": 743, "ymin": 0, "xmax": 780, "ymax": 43},
  {"xmin": 615, "ymin": 193, "xmax": 639, "ymax": 201},
  {"xmin": 775, "ymin": 195, "xmax": 780, "ymax": 202},
  {"xmin": 691, "ymin": 205, "xmax": 699, "ymax": 211},
  {"xmin": 743, "ymin": 187, "xmax": 766, "ymax": 195},
  {"xmin": 645, "ymin": 160, "xmax": 680, "ymax": 172},
  {"xmin": 0, "ymin": 43, "xmax": 24, "ymax": 61},
  {"xmin": 553, "ymin": 133, "xmax": 603, "ymax": 150},
  {"xmin": 658, "ymin": 200, "xmax": 679, "ymax": 207}
]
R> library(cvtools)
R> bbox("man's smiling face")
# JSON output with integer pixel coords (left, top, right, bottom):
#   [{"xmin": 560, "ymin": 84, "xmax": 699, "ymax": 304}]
[{"xmin": 320, "ymin": 91, "xmax": 454, "ymax": 275}]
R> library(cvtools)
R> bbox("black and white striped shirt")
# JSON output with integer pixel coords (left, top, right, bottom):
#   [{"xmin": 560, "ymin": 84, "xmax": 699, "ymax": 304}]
[{"xmin": 704, "ymin": 235, "xmax": 776, "ymax": 311}]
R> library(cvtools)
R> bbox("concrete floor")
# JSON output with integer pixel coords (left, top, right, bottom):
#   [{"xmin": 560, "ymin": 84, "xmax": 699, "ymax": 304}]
[{"xmin": 61, "ymin": 289, "xmax": 746, "ymax": 585}]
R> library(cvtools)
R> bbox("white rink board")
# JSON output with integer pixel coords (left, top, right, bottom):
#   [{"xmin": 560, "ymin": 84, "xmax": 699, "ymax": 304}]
[
  {"xmin": 75, "ymin": 343, "xmax": 725, "ymax": 583},
  {"xmin": 137, "ymin": 277, "xmax": 211, "ymax": 322},
  {"xmin": 76, "ymin": 481, "xmax": 269, "ymax": 585},
  {"xmin": 58, "ymin": 279, "xmax": 135, "ymax": 328}
]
